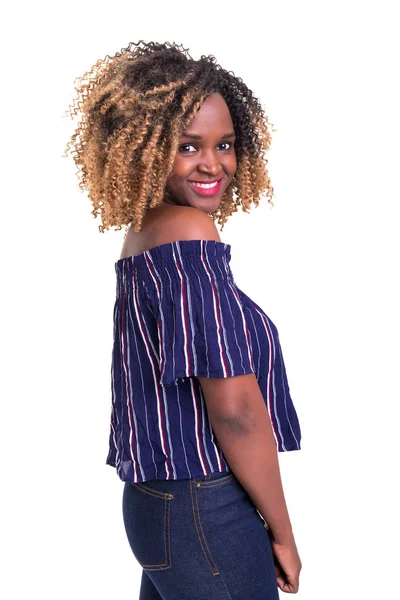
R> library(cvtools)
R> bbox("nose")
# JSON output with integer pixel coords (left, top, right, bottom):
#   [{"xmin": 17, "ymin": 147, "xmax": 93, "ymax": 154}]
[{"xmin": 197, "ymin": 148, "xmax": 222, "ymax": 176}]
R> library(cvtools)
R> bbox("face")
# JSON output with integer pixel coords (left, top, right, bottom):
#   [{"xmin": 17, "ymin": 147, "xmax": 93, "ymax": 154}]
[{"xmin": 164, "ymin": 92, "xmax": 237, "ymax": 213}]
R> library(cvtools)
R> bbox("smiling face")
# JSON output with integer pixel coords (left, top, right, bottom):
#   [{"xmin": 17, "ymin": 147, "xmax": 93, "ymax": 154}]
[{"xmin": 164, "ymin": 92, "xmax": 237, "ymax": 213}]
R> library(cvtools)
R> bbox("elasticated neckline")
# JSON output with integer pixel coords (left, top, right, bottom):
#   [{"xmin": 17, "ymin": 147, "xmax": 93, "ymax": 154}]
[{"xmin": 115, "ymin": 239, "xmax": 231, "ymax": 273}]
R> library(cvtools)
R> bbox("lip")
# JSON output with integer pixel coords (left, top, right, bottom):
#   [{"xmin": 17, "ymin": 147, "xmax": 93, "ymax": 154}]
[{"xmin": 187, "ymin": 177, "xmax": 224, "ymax": 197}]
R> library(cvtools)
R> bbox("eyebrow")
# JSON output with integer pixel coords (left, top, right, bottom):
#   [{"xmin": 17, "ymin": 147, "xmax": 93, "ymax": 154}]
[{"xmin": 180, "ymin": 132, "xmax": 236, "ymax": 140}]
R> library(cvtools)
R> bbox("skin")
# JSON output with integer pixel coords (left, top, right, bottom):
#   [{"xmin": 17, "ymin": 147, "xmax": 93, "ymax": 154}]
[{"xmin": 163, "ymin": 92, "xmax": 237, "ymax": 213}]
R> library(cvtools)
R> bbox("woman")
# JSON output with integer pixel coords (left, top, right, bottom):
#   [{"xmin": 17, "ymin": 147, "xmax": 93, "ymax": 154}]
[{"xmin": 66, "ymin": 41, "xmax": 302, "ymax": 599}]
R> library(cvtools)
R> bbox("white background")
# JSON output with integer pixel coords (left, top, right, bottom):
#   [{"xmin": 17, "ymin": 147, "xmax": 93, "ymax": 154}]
[{"xmin": 2, "ymin": 1, "xmax": 399, "ymax": 598}]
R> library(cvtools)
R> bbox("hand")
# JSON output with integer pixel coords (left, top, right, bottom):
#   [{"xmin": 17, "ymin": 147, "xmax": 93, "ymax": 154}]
[{"xmin": 269, "ymin": 531, "xmax": 302, "ymax": 593}]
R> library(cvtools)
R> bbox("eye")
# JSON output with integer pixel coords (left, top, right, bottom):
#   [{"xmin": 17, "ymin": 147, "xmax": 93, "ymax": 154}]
[
  {"xmin": 178, "ymin": 144, "xmax": 197, "ymax": 153},
  {"xmin": 218, "ymin": 142, "xmax": 233, "ymax": 151}
]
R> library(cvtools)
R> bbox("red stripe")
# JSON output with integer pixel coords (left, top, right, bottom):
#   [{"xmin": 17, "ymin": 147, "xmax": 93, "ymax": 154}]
[
  {"xmin": 137, "ymin": 259, "xmax": 171, "ymax": 478},
  {"xmin": 175, "ymin": 246, "xmax": 208, "ymax": 474}
]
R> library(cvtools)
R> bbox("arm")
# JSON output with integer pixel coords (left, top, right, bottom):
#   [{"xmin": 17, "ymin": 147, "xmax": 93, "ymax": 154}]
[
  {"xmin": 198, "ymin": 373, "xmax": 302, "ymax": 593},
  {"xmin": 198, "ymin": 373, "xmax": 292, "ymax": 542}
]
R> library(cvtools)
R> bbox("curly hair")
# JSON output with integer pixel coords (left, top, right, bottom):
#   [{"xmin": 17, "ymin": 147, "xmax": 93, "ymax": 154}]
[{"xmin": 64, "ymin": 40, "xmax": 276, "ymax": 234}]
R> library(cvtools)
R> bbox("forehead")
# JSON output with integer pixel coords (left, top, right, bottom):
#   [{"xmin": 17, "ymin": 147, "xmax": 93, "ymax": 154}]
[{"xmin": 184, "ymin": 93, "xmax": 233, "ymax": 133}]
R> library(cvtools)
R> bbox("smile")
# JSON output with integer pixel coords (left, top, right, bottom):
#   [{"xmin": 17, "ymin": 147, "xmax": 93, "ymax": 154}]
[
  {"xmin": 190, "ymin": 181, "xmax": 219, "ymax": 189},
  {"xmin": 187, "ymin": 178, "xmax": 224, "ymax": 196}
]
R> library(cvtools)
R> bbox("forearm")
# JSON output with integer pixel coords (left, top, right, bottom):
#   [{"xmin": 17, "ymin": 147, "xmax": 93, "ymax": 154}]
[{"xmin": 210, "ymin": 396, "xmax": 293, "ymax": 544}]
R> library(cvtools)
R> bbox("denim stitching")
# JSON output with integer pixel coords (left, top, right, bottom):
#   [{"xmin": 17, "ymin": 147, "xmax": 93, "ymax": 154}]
[
  {"xmin": 196, "ymin": 474, "xmax": 235, "ymax": 488},
  {"xmin": 189, "ymin": 480, "xmax": 220, "ymax": 575},
  {"xmin": 134, "ymin": 497, "xmax": 172, "ymax": 570},
  {"xmin": 166, "ymin": 494, "xmax": 172, "ymax": 569},
  {"xmin": 190, "ymin": 479, "xmax": 220, "ymax": 576},
  {"xmin": 134, "ymin": 483, "xmax": 174, "ymax": 500}
]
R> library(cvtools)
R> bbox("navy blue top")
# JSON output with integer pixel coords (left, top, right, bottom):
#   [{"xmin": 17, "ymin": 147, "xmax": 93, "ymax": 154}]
[{"xmin": 106, "ymin": 240, "xmax": 301, "ymax": 483}]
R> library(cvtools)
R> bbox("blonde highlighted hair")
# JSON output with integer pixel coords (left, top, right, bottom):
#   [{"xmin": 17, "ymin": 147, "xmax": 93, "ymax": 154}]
[{"xmin": 65, "ymin": 41, "xmax": 275, "ymax": 233}]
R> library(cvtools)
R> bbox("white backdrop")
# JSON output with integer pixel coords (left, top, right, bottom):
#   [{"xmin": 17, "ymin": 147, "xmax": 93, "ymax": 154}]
[{"xmin": 2, "ymin": 1, "xmax": 399, "ymax": 598}]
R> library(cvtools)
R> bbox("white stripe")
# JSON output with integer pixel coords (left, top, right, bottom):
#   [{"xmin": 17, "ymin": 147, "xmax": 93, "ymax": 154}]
[
  {"xmin": 132, "ymin": 257, "xmax": 171, "ymax": 479},
  {"xmin": 199, "ymin": 383, "xmax": 214, "ymax": 472},
  {"xmin": 165, "ymin": 269, "xmax": 177, "ymax": 383},
  {"xmin": 175, "ymin": 242, "xmax": 197, "ymax": 375},
  {"xmin": 268, "ymin": 325, "xmax": 287, "ymax": 451},
  {"xmin": 110, "ymin": 302, "xmax": 120, "ymax": 470},
  {"xmin": 209, "ymin": 270, "xmax": 235, "ymax": 374},
  {"xmin": 262, "ymin": 315, "xmax": 287, "ymax": 449},
  {"xmin": 129, "ymin": 270, "xmax": 158, "ymax": 477},
  {"xmin": 170, "ymin": 244, "xmax": 190, "ymax": 375},
  {"xmin": 173, "ymin": 243, "xmax": 207, "ymax": 474},
  {"xmin": 191, "ymin": 264, "xmax": 225, "ymax": 466},
  {"xmin": 120, "ymin": 264, "xmax": 139, "ymax": 481},
  {"xmin": 176, "ymin": 384, "xmax": 192, "ymax": 477},
  {"xmin": 276, "ymin": 338, "xmax": 301, "ymax": 449},
  {"xmin": 252, "ymin": 306, "xmax": 283, "ymax": 450},
  {"xmin": 145, "ymin": 252, "xmax": 178, "ymax": 478},
  {"xmin": 246, "ymin": 308, "xmax": 262, "ymax": 379},
  {"xmin": 175, "ymin": 244, "xmax": 214, "ymax": 472},
  {"xmin": 164, "ymin": 268, "xmax": 192, "ymax": 475},
  {"xmin": 214, "ymin": 256, "xmax": 249, "ymax": 374},
  {"xmin": 194, "ymin": 268, "xmax": 210, "ymax": 377},
  {"xmin": 221, "ymin": 258, "xmax": 254, "ymax": 372},
  {"xmin": 125, "ymin": 322, "xmax": 146, "ymax": 479},
  {"xmin": 199, "ymin": 240, "xmax": 227, "ymax": 376},
  {"xmin": 188, "ymin": 378, "xmax": 208, "ymax": 474}
]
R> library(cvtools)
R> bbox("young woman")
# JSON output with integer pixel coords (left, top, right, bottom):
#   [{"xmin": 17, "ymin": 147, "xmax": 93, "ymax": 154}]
[{"xmin": 66, "ymin": 41, "xmax": 302, "ymax": 599}]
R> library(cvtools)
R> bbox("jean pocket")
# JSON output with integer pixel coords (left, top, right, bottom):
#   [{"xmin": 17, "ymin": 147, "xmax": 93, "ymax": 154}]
[{"xmin": 122, "ymin": 482, "xmax": 174, "ymax": 571}]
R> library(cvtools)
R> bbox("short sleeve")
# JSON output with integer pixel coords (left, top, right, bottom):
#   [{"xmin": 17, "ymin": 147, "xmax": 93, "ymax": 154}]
[{"xmin": 147, "ymin": 240, "xmax": 256, "ymax": 387}]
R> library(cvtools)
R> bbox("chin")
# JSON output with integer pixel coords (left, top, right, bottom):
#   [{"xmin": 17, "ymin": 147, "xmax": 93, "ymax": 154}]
[{"xmin": 187, "ymin": 197, "xmax": 222, "ymax": 214}]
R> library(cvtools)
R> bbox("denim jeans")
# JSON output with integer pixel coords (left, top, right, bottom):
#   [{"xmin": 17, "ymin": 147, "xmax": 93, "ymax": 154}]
[{"xmin": 122, "ymin": 470, "xmax": 279, "ymax": 600}]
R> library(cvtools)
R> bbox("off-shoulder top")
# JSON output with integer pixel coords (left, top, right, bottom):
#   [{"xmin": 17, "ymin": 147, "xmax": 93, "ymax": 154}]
[{"xmin": 106, "ymin": 239, "xmax": 301, "ymax": 483}]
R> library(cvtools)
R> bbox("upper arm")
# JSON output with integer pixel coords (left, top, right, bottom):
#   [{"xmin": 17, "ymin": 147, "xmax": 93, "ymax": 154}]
[
  {"xmin": 198, "ymin": 373, "xmax": 264, "ymax": 424},
  {"xmin": 155, "ymin": 206, "xmax": 222, "ymax": 245}
]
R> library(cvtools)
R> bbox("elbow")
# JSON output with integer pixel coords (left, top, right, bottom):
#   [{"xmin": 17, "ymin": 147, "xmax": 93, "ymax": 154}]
[{"xmin": 213, "ymin": 410, "xmax": 258, "ymax": 436}]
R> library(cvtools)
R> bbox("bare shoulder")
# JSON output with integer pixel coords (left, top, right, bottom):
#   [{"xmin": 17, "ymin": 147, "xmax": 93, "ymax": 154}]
[{"xmin": 152, "ymin": 205, "xmax": 221, "ymax": 245}]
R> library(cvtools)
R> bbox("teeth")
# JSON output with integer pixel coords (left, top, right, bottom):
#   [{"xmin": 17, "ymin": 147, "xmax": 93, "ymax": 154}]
[{"xmin": 190, "ymin": 181, "xmax": 219, "ymax": 189}]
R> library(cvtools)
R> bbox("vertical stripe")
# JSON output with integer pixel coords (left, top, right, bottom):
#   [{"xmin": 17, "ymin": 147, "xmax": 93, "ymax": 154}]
[
  {"xmin": 175, "ymin": 385, "xmax": 192, "ymax": 478},
  {"xmin": 120, "ymin": 271, "xmax": 139, "ymax": 481},
  {"xmin": 125, "ymin": 322, "xmax": 146, "ymax": 479},
  {"xmin": 144, "ymin": 253, "xmax": 178, "ymax": 478},
  {"xmin": 173, "ymin": 243, "xmax": 209, "ymax": 475},
  {"xmin": 199, "ymin": 240, "xmax": 229, "ymax": 376},
  {"xmin": 165, "ymin": 268, "xmax": 192, "ymax": 477},
  {"xmin": 131, "ymin": 258, "xmax": 172, "ymax": 479},
  {"xmin": 276, "ymin": 340, "xmax": 301, "ymax": 449},
  {"xmin": 129, "ymin": 269, "xmax": 158, "ymax": 478},
  {"xmin": 225, "ymin": 281, "xmax": 256, "ymax": 373},
  {"xmin": 109, "ymin": 300, "xmax": 120, "ymax": 470},
  {"xmin": 246, "ymin": 308, "xmax": 262, "ymax": 377},
  {"xmin": 253, "ymin": 306, "xmax": 283, "ymax": 451}
]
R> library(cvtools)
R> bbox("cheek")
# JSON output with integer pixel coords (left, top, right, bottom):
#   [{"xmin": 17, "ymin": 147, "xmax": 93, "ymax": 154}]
[
  {"xmin": 227, "ymin": 154, "xmax": 237, "ymax": 175},
  {"xmin": 169, "ymin": 156, "xmax": 193, "ymax": 178}
]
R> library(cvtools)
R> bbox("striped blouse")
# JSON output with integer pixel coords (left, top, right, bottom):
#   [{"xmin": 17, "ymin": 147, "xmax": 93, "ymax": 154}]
[{"xmin": 106, "ymin": 239, "xmax": 301, "ymax": 483}]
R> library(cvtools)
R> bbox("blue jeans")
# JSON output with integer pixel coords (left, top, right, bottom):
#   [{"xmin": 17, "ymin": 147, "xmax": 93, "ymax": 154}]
[{"xmin": 122, "ymin": 470, "xmax": 279, "ymax": 599}]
